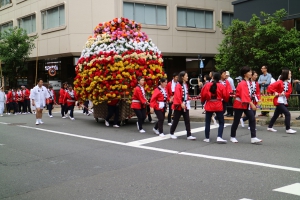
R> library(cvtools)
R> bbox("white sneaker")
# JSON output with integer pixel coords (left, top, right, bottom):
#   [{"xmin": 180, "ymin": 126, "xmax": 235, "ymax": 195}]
[
  {"xmin": 70, "ymin": 117, "xmax": 75, "ymax": 120},
  {"xmin": 35, "ymin": 120, "xmax": 39, "ymax": 125},
  {"xmin": 203, "ymin": 138, "xmax": 210, "ymax": 143},
  {"xmin": 267, "ymin": 127, "xmax": 277, "ymax": 132},
  {"xmin": 159, "ymin": 133, "xmax": 165, "ymax": 137},
  {"xmin": 251, "ymin": 137, "xmax": 262, "ymax": 144},
  {"xmin": 139, "ymin": 129, "xmax": 146, "ymax": 133},
  {"xmin": 217, "ymin": 137, "xmax": 227, "ymax": 144},
  {"xmin": 286, "ymin": 129, "xmax": 297, "ymax": 134},
  {"xmin": 168, "ymin": 123, "xmax": 172, "ymax": 126},
  {"xmin": 39, "ymin": 120, "xmax": 44, "ymax": 124},
  {"xmin": 83, "ymin": 113, "xmax": 86, "ymax": 115},
  {"xmin": 153, "ymin": 128, "xmax": 159, "ymax": 135},
  {"xmin": 240, "ymin": 118, "xmax": 245, "ymax": 127},
  {"xmin": 212, "ymin": 118, "xmax": 219, "ymax": 126},
  {"xmin": 150, "ymin": 120, "xmax": 156, "ymax": 124},
  {"xmin": 224, "ymin": 124, "xmax": 227, "ymax": 128},
  {"xmin": 87, "ymin": 113, "xmax": 90, "ymax": 116},
  {"xmin": 170, "ymin": 134, "xmax": 177, "ymax": 139},
  {"xmin": 62, "ymin": 116, "xmax": 66, "ymax": 119},
  {"xmin": 49, "ymin": 115, "xmax": 53, "ymax": 118},
  {"xmin": 14, "ymin": 113, "xmax": 17, "ymax": 115},
  {"xmin": 105, "ymin": 120, "xmax": 109, "ymax": 127},
  {"xmin": 230, "ymin": 137, "xmax": 238, "ymax": 143},
  {"xmin": 8, "ymin": 113, "xmax": 11, "ymax": 115},
  {"xmin": 136, "ymin": 122, "xmax": 139, "ymax": 130},
  {"xmin": 187, "ymin": 136, "xmax": 196, "ymax": 140},
  {"xmin": 248, "ymin": 127, "xmax": 257, "ymax": 130},
  {"xmin": 113, "ymin": 125, "xmax": 120, "ymax": 128}
]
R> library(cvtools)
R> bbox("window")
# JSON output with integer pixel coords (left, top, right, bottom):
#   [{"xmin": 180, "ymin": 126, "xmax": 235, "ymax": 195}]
[
  {"xmin": 19, "ymin": 14, "xmax": 36, "ymax": 34},
  {"xmin": 0, "ymin": 0, "xmax": 11, "ymax": 7},
  {"xmin": 123, "ymin": 2, "xmax": 167, "ymax": 26},
  {"xmin": 41, "ymin": 5, "xmax": 65, "ymax": 30},
  {"xmin": 222, "ymin": 12, "xmax": 233, "ymax": 28},
  {"xmin": 177, "ymin": 8, "xmax": 213, "ymax": 29},
  {"xmin": 296, "ymin": 19, "xmax": 300, "ymax": 31},
  {"xmin": 0, "ymin": 21, "xmax": 13, "ymax": 33}
]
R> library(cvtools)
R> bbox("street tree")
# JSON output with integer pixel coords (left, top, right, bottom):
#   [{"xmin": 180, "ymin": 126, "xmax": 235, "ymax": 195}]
[
  {"xmin": 0, "ymin": 27, "xmax": 37, "ymax": 87},
  {"xmin": 215, "ymin": 9, "xmax": 300, "ymax": 79}
]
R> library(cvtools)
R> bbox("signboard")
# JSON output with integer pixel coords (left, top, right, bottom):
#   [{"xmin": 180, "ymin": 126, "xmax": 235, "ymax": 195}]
[
  {"xmin": 49, "ymin": 80, "xmax": 61, "ymax": 90},
  {"xmin": 257, "ymin": 95, "xmax": 276, "ymax": 111}
]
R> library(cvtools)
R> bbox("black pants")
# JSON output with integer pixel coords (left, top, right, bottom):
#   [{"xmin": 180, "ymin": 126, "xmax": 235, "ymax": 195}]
[
  {"xmin": 106, "ymin": 105, "xmax": 119, "ymax": 125},
  {"xmin": 23, "ymin": 99, "xmax": 31, "ymax": 113},
  {"xmin": 10, "ymin": 102, "xmax": 18, "ymax": 114},
  {"xmin": 170, "ymin": 109, "xmax": 191, "ymax": 137},
  {"xmin": 6, "ymin": 103, "xmax": 10, "ymax": 113},
  {"xmin": 167, "ymin": 103, "xmax": 173, "ymax": 123},
  {"xmin": 47, "ymin": 103, "xmax": 53, "ymax": 115},
  {"xmin": 147, "ymin": 105, "xmax": 152, "ymax": 122},
  {"xmin": 231, "ymin": 109, "xmax": 256, "ymax": 138},
  {"xmin": 154, "ymin": 110, "xmax": 165, "ymax": 134},
  {"xmin": 226, "ymin": 97, "xmax": 233, "ymax": 115},
  {"xmin": 68, "ymin": 105, "xmax": 74, "ymax": 118},
  {"xmin": 205, "ymin": 111, "xmax": 224, "ymax": 139},
  {"xmin": 18, "ymin": 101, "xmax": 23, "ymax": 113},
  {"xmin": 60, "ymin": 104, "xmax": 68, "ymax": 117},
  {"xmin": 268, "ymin": 104, "xmax": 291, "ymax": 130},
  {"xmin": 83, "ymin": 100, "xmax": 89, "ymax": 114},
  {"xmin": 243, "ymin": 110, "xmax": 256, "ymax": 122},
  {"xmin": 134, "ymin": 108, "xmax": 146, "ymax": 130}
]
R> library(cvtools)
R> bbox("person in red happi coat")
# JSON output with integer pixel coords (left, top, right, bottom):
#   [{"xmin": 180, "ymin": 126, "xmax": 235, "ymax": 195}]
[
  {"xmin": 165, "ymin": 73, "xmax": 178, "ymax": 125},
  {"xmin": 63, "ymin": 85, "xmax": 77, "ymax": 120},
  {"xmin": 59, "ymin": 82, "xmax": 69, "ymax": 118}
]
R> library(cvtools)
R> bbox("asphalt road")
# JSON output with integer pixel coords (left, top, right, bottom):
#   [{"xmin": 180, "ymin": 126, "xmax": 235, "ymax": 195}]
[{"xmin": 0, "ymin": 112, "xmax": 300, "ymax": 200}]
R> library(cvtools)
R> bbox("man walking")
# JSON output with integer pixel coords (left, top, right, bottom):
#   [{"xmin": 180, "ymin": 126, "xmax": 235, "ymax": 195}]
[
  {"xmin": 31, "ymin": 78, "xmax": 50, "ymax": 125},
  {"xmin": 258, "ymin": 66, "xmax": 271, "ymax": 116}
]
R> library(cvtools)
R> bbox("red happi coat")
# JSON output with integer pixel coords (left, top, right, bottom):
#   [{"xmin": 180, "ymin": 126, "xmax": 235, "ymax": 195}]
[
  {"xmin": 131, "ymin": 85, "xmax": 147, "ymax": 109},
  {"xmin": 150, "ymin": 87, "xmax": 169, "ymax": 111},
  {"xmin": 59, "ymin": 88, "xmax": 66, "ymax": 104},
  {"xmin": 201, "ymin": 82, "xmax": 229, "ymax": 112},
  {"xmin": 7, "ymin": 91, "xmax": 17, "ymax": 103},
  {"xmin": 23, "ymin": 89, "xmax": 30, "ymax": 100},
  {"xmin": 267, "ymin": 80, "xmax": 292, "ymax": 106},
  {"xmin": 47, "ymin": 89, "xmax": 57, "ymax": 104},
  {"xmin": 63, "ymin": 90, "xmax": 77, "ymax": 107},
  {"xmin": 107, "ymin": 99, "xmax": 119, "ymax": 106},
  {"xmin": 233, "ymin": 80, "xmax": 253, "ymax": 109},
  {"xmin": 16, "ymin": 91, "xmax": 24, "ymax": 102},
  {"xmin": 166, "ymin": 81, "xmax": 175, "ymax": 98},
  {"xmin": 252, "ymin": 81, "xmax": 261, "ymax": 105},
  {"xmin": 172, "ymin": 83, "xmax": 190, "ymax": 111}
]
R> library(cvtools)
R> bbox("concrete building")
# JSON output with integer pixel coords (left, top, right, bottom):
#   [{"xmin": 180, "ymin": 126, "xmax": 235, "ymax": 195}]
[{"xmin": 0, "ymin": 0, "xmax": 233, "ymax": 89}]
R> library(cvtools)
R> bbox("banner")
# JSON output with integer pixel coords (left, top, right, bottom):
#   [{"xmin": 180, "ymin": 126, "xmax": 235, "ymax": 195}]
[{"xmin": 257, "ymin": 95, "xmax": 276, "ymax": 111}]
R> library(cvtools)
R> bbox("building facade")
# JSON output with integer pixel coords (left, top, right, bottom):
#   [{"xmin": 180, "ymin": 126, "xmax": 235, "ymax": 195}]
[{"xmin": 0, "ymin": 0, "xmax": 233, "ymax": 90}]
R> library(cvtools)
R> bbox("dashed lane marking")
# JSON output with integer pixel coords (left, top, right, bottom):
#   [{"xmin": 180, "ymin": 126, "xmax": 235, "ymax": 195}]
[{"xmin": 273, "ymin": 183, "xmax": 300, "ymax": 196}]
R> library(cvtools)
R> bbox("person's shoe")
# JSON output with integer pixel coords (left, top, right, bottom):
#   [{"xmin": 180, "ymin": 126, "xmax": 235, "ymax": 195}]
[
  {"xmin": 217, "ymin": 137, "xmax": 227, "ymax": 144},
  {"xmin": 105, "ymin": 120, "xmax": 109, "ymax": 127},
  {"xmin": 203, "ymin": 138, "xmax": 210, "ymax": 143},
  {"xmin": 187, "ymin": 136, "xmax": 196, "ymax": 140},
  {"xmin": 170, "ymin": 134, "xmax": 177, "ymax": 139},
  {"xmin": 62, "ymin": 116, "xmax": 66, "ymax": 119},
  {"xmin": 49, "ymin": 115, "xmax": 53, "ymax": 118},
  {"xmin": 136, "ymin": 122, "xmax": 139, "ymax": 130},
  {"xmin": 230, "ymin": 137, "xmax": 238, "ymax": 143},
  {"xmin": 87, "ymin": 113, "xmax": 90, "ymax": 116},
  {"xmin": 27, "ymin": 112, "xmax": 30, "ymax": 114},
  {"xmin": 286, "ymin": 129, "xmax": 297, "ymax": 134},
  {"xmin": 35, "ymin": 120, "xmax": 39, "ymax": 125},
  {"xmin": 139, "ymin": 129, "xmax": 146, "ymax": 133},
  {"xmin": 224, "ymin": 124, "xmax": 227, "ymax": 128},
  {"xmin": 22, "ymin": 113, "xmax": 26, "ymax": 115},
  {"xmin": 267, "ymin": 127, "xmax": 277, "ymax": 132},
  {"xmin": 240, "ymin": 118, "xmax": 245, "ymax": 128},
  {"xmin": 8, "ymin": 113, "xmax": 11, "ymax": 115},
  {"xmin": 251, "ymin": 137, "xmax": 262, "ymax": 144},
  {"xmin": 14, "ymin": 113, "xmax": 17, "ymax": 115},
  {"xmin": 167, "ymin": 123, "xmax": 172, "ymax": 126},
  {"xmin": 113, "ymin": 125, "xmax": 120, "ymax": 128},
  {"xmin": 83, "ymin": 113, "xmax": 86, "ymax": 115},
  {"xmin": 70, "ymin": 117, "xmax": 75, "ymax": 120},
  {"xmin": 159, "ymin": 133, "xmax": 165, "ymax": 137},
  {"xmin": 39, "ymin": 119, "xmax": 44, "ymax": 124},
  {"xmin": 153, "ymin": 128, "xmax": 159, "ymax": 135}
]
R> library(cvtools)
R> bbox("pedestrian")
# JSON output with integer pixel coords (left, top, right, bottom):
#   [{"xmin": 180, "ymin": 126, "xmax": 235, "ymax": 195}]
[
  {"xmin": 169, "ymin": 71, "xmax": 196, "ymax": 140},
  {"xmin": 30, "ymin": 78, "xmax": 50, "ymax": 125},
  {"xmin": 63, "ymin": 85, "xmax": 77, "ymax": 120},
  {"xmin": 59, "ymin": 82, "xmax": 69, "ymax": 118},
  {"xmin": 230, "ymin": 66, "xmax": 262, "ymax": 144},
  {"xmin": 146, "ymin": 103, "xmax": 155, "ymax": 123},
  {"xmin": 166, "ymin": 73, "xmax": 178, "ymax": 126},
  {"xmin": 16, "ymin": 88, "xmax": 24, "ymax": 114},
  {"xmin": 131, "ymin": 76, "xmax": 149, "ymax": 133},
  {"xmin": 30, "ymin": 86, "xmax": 36, "ymax": 114},
  {"xmin": 83, "ymin": 99, "xmax": 90, "ymax": 115},
  {"xmin": 240, "ymin": 71, "xmax": 260, "ymax": 129},
  {"xmin": 225, "ymin": 71, "xmax": 235, "ymax": 117},
  {"xmin": 150, "ymin": 78, "xmax": 169, "ymax": 137},
  {"xmin": 47, "ymin": 85, "xmax": 56, "ymax": 118},
  {"xmin": 258, "ymin": 65, "xmax": 271, "ymax": 116},
  {"xmin": 21, "ymin": 85, "xmax": 31, "ymax": 114},
  {"xmin": 267, "ymin": 69, "xmax": 297, "ymax": 134},
  {"xmin": 219, "ymin": 70, "xmax": 233, "ymax": 119},
  {"xmin": 0, "ymin": 86, "xmax": 6, "ymax": 117},
  {"xmin": 7, "ymin": 88, "xmax": 18, "ymax": 115},
  {"xmin": 105, "ymin": 99, "xmax": 120, "ymax": 127},
  {"xmin": 201, "ymin": 72, "xmax": 229, "ymax": 143},
  {"xmin": 5, "ymin": 90, "xmax": 10, "ymax": 115}
]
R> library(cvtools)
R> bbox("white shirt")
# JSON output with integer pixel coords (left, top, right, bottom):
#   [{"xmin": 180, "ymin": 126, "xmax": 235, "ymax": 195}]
[
  {"xmin": 30, "ymin": 85, "xmax": 50, "ymax": 107},
  {"xmin": 0, "ymin": 91, "xmax": 5, "ymax": 102}
]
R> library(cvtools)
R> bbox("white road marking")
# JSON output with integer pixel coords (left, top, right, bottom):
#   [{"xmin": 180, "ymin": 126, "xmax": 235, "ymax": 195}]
[
  {"xmin": 273, "ymin": 183, "xmax": 300, "ymax": 196},
  {"xmin": 0, "ymin": 122, "xmax": 10, "ymax": 125},
  {"xmin": 239, "ymin": 198, "xmax": 253, "ymax": 200},
  {"xmin": 1, "ymin": 123, "xmax": 300, "ymax": 173},
  {"xmin": 0, "ymin": 144, "xmax": 5, "ymax": 146}
]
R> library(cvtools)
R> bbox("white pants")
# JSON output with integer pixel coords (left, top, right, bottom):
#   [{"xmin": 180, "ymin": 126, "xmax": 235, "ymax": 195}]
[{"xmin": 0, "ymin": 102, "xmax": 4, "ymax": 114}]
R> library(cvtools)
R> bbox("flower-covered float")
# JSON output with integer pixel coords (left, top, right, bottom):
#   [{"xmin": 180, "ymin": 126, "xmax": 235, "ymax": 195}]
[{"xmin": 74, "ymin": 17, "xmax": 166, "ymax": 123}]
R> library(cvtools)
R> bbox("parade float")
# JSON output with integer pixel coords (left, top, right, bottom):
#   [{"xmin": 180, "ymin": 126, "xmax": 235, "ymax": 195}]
[{"xmin": 74, "ymin": 17, "xmax": 166, "ymax": 124}]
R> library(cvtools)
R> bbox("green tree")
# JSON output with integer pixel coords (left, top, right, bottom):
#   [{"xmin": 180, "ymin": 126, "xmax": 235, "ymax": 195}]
[
  {"xmin": 0, "ymin": 27, "xmax": 37, "ymax": 87},
  {"xmin": 215, "ymin": 9, "xmax": 300, "ymax": 79}
]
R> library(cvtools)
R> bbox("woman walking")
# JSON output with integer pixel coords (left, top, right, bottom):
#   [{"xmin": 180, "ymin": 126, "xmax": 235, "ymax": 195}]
[
  {"xmin": 131, "ymin": 76, "xmax": 149, "ymax": 133},
  {"xmin": 230, "ymin": 66, "xmax": 262, "ymax": 144},
  {"xmin": 63, "ymin": 85, "xmax": 77, "ymax": 120},
  {"xmin": 169, "ymin": 71, "xmax": 196, "ymax": 140},
  {"xmin": 267, "ymin": 69, "xmax": 296, "ymax": 134},
  {"xmin": 59, "ymin": 82, "xmax": 68, "ymax": 118},
  {"xmin": 201, "ymin": 72, "xmax": 229, "ymax": 143},
  {"xmin": 150, "ymin": 78, "xmax": 169, "ymax": 137},
  {"xmin": 47, "ymin": 85, "xmax": 56, "ymax": 118}
]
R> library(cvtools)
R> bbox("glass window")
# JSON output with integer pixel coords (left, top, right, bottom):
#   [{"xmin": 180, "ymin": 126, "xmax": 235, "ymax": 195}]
[
  {"xmin": 123, "ymin": 2, "xmax": 167, "ymax": 26},
  {"xmin": 0, "ymin": 0, "xmax": 11, "ymax": 7},
  {"xmin": 41, "ymin": 5, "xmax": 65, "ymax": 30},
  {"xmin": 222, "ymin": 13, "xmax": 233, "ymax": 28},
  {"xmin": 0, "ymin": 21, "xmax": 13, "ymax": 33},
  {"xmin": 177, "ymin": 8, "xmax": 213, "ymax": 29},
  {"xmin": 19, "ymin": 14, "xmax": 36, "ymax": 34}
]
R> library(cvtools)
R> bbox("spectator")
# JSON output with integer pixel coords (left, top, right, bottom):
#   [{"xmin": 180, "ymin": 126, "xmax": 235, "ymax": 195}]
[
  {"xmin": 225, "ymin": 71, "xmax": 235, "ymax": 117},
  {"xmin": 258, "ymin": 66, "xmax": 271, "ymax": 116}
]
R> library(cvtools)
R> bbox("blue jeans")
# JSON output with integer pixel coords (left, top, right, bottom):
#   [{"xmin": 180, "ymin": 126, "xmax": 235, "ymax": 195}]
[{"xmin": 205, "ymin": 111, "xmax": 224, "ymax": 139}]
